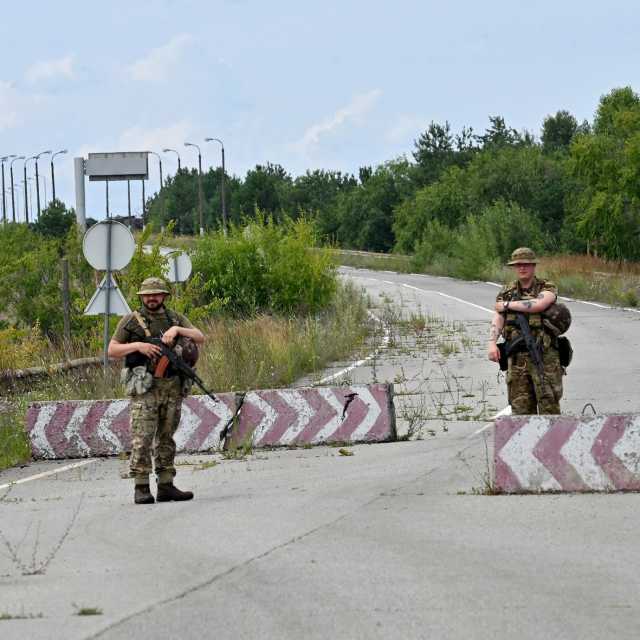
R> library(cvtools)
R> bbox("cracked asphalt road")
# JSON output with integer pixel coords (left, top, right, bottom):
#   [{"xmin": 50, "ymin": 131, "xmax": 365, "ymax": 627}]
[{"xmin": 1, "ymin": 267, "xmax": 639, "ymax": 639}]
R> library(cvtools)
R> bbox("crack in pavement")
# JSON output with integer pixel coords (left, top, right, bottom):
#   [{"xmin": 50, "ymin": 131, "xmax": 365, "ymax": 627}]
[{"xmin": 83, "ymin": 437, "xmax": 470, "ymax": 639}]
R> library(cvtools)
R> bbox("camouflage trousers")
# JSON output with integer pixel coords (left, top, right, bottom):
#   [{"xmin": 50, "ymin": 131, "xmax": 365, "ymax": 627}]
[
  {"xmin": 129, "ymin": 377, "xmax": 184, "ymax": 484},
  {"xmin": 507, "ymin": 346, "xmax": 563, "ymax": 415}
]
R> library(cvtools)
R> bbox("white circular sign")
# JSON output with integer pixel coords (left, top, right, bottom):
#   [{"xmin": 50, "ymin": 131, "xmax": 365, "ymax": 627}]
[
  {"xmin": 163, "ymin": 252, "xmax": 193, "ymax": 283},
  {"xmin": 82, "ymin": 221, "xmax": 136, "ymax": 271}
]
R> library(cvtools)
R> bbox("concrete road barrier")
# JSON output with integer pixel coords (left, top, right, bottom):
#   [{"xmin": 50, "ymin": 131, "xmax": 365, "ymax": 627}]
[
  {"xmin": 25, "ymin": 384, "xmax": 396, "ymax": 459},
  {"xmin": 226, "ymin": 384, "xmax": 395, "ymax": 448},
  {"xmin": 495, "ymin": 414, "xmax": 640, "ymax": 492}
]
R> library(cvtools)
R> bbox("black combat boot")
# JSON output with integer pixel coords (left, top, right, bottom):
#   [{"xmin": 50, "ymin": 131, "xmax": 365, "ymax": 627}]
[
  {"xmin": 156, "ymin": 482, "xmax": 194, "ymax": 502},
  {"xmin": 134, "ymin": 484, "xmax": 155, "ymax": 504}
]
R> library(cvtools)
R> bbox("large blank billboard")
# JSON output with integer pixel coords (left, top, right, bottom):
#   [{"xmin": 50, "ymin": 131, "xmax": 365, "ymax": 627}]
[{"xmin": 86, "ymin": 152, "xmax": 149, "ymax": 181}]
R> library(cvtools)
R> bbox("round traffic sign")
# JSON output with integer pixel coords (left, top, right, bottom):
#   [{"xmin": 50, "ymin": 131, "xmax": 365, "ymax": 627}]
[
  {"xmin": 163, "ymin": 252, "xmax": 193, "ymax": 283},
  {"xmin": 82, "ymin": 220, "xmax": 136, "ymax": 271}
]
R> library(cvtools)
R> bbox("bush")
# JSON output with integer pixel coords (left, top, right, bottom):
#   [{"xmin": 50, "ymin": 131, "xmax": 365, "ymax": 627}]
[
  {"xmin": 189, "ymin": 217, "xmax": 337, "ymax": 317},
  {"xmin": 411, "ymin": 200, "xmax": 546, "ymax": 280}
]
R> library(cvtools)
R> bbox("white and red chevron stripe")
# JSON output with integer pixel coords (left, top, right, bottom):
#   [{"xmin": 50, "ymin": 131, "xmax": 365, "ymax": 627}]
[
  {"xmin": 26, "ymin": 393, "xmax": 237, "ymax": 459},
  {"xmin": 495, "ymin": 414, "xmax": 640, "ymax": 492},
  {"xmin": 25, "ymin": 384, "xmax": 396, "ymax": 459},
  {"xmin": 228, "ymin": 384, "xmax": 394, "ymax": 448}
]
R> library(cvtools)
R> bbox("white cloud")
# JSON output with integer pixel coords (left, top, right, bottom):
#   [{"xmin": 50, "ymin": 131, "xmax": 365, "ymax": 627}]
[
  {"xmin": 127, "ymin": 34, "xmax": 194, "ymax": 82},
  {"xmin": 0, "ymin": 82, "xmax": 20, "ymax": 130},
  {"xmin": 291, "ymin": 89, "xmax": 382, "ymax": 153},
  {"xmin": 73, "ymin": 120, "xmax": 194, "ymax": 166},
  {"xmin": 386, "ymin": 114, "xmax": 432, "ymax": 144},
  {"xmin": 0, "ymin": 81, "xmax": 47, "ymax": 131},
  {"xmin": 26, "ymin": 55, "xmax": 74, "ymax": 84}
]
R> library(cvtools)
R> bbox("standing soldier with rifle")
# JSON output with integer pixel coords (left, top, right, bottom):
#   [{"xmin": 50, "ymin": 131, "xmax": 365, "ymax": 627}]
[
  {"xmin": 108, "ymin": 277, "xmax": 205, "ymax": 504},
  {"xmin": 487, "ymin": 248, "xmax": 568, "ymax": 414}
]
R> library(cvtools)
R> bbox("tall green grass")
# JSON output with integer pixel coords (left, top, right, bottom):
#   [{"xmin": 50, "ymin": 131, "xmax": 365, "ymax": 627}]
[{"xmin": 0, "ymin": 282, "xmax": 370, "ymax": 471}]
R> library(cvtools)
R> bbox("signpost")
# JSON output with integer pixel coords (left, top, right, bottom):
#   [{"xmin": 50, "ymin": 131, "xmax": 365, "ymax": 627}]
[
  {"xmin": 164, "ymin": 251, "xmax": 193, "ymax": 283},
  {"xmin": 82, "ymin": 220, "xmax": 136, "ymax": 369}
]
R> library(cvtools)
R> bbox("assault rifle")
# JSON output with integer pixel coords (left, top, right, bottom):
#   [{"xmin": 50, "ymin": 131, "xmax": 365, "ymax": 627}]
[
  {"xmin": 145, "ymin": 338, "xmax": 239, "ymax": 442},
  {"xmin": 511, "ymin": 294, "xmax": 545, "ymax": 381}
]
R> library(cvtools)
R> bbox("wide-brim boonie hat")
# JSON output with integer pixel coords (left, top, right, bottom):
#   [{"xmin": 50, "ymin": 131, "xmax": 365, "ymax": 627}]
[
  {"xmin": 137, "ymin": 277, "xmax": 171, "ymax": 295},
  {"xmin": 507, "ymin": 247, "xmax": 538, "ymax": 265}
]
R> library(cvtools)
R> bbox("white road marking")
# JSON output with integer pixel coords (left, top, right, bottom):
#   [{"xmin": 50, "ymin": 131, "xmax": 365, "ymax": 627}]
[
  {"xmin": 314, "ymin": 311, "xmax": 390, "ymax": 385},
  {"xmin": 469, "ymin": 405, "xmax": 512, "ymax": 438},
  {"xmin": 0, "ymin": 459, "xmax": 97, "ymax": 490},
  {"xmin": 402, "ymin": 283, "xmax": 494, "ymax": 314}
]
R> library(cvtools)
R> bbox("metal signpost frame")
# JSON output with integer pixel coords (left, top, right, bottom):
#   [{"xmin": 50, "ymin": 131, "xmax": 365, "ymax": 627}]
[{"xmin": 77, "ymin": 151, "xmax": 157, "ymax": 371}]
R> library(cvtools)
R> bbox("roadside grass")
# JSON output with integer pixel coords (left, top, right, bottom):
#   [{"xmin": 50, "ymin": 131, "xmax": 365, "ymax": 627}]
[
  {"xmin": 0, "ymin": 282, "xmax": 370, "ymax": 471},
  {"xmin": 336, "ymin": 250, "xmax": 640, "ymax": 307},
  {"xmin": 0, "ymin": 403, "xmax": 31, "ymax": 470},
  {"xmin": 332, "ymin": 249, "xmax": 413, "ymax": 273}
]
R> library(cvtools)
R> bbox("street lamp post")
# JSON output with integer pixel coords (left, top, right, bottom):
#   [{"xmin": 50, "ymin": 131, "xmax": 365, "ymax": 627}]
[
  {"xmin": 1, "ymin": 155, "xmax": 16, "ymax": 225},
  {"xmin": 24, "ymin": 157, "xmax": 33, "ymax": 224},
  {"xmin": 204, "ymin": 137, "xmax": 228, "ymax": 235},
  {"xmin": 51, "ymin": 149, "xmax": 67, "ymax": 203},
  {"xmin": 34, "ymin": 150, "xmax": 52, "ymax": 218},
  {"xmin": 10, "ymin": 156, "xmax": 24, "ymax": 223},
  {"xmin": 184, "ymin": 142, "xmax": 204, "ymax": 236},
  {"xmin": 163, "ymin": 148, "xmax": 181, "ymax": 172},
  {"xmin": 148, "ymin": 151, "xmax": 165, "ymax": 222}
]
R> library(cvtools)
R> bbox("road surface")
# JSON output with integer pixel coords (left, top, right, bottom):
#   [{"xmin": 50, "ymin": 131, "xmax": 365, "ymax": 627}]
[{"xmin": 1, "ymin": 267, "xmax": 639, "ymax": 639}]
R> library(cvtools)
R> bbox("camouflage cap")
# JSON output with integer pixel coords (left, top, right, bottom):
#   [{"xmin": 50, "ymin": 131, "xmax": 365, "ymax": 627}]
[
  {"xmin": 137, "ymin": 277, "xmax": 171, "ymax": 295},
  {"xmin": 507, "ymin": 247, "xmax": 538, "ymax": 265}
]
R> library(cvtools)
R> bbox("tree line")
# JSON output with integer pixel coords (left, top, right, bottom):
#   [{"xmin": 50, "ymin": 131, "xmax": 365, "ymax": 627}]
[{"xmin": 144, "ymin": 86, "xmax": 640, "ymax": 265}]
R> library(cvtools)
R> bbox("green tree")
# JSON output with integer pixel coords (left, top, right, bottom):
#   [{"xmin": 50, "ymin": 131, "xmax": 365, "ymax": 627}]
[
  {"xmin": 570, "ymin": 87, "xmax": 640, "ymax": 259},
  {"xmin": 33, "ymin": 199, "xmax": 76, "ymax": 238},
  {"xmin": 541, "ymin": 110, "xmax": 578, "ymax": 153}
]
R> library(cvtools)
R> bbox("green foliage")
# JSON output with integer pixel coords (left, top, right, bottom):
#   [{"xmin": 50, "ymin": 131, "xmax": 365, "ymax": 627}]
[
  {"xmin": 569, "ymin": 86, "xmax": 640, "ymax": 259},
  {"xmin": 412, "ymin": 201, "xmax": 545, "ymax": 280},
  {"xmin": 541, "ymin": 110, "xmax": 578, "ymax": 153},
  {"xmin": 117, "ymin": 224, "xmax": 171, "ymax": 308},
  {"xmin": 188, "ymin": 216, "xmax": 336, "ymax": 317},
  {"xmin": 33, "ymin": 199, "xmax": 76, "ymax": 238}
]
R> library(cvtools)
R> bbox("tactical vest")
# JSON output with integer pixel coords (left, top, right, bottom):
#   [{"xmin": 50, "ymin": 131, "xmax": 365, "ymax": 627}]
[
  {"xmin": 502, "ymin": 278, "xmax": 547, "ymax": 342},
  {"xmin": 123, "ymin": 307, "xmax": 179, "ymax": 370}
]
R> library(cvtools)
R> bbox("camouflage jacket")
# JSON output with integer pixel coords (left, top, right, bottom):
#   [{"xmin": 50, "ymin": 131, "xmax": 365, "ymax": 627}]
[{"xmin": 496, "ymin": 277, "xmax": 558, "ymax": 342}]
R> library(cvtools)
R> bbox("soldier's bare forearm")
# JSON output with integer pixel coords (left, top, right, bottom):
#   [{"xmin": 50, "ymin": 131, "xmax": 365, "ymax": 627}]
[{"xmin": 488, "ymin": 313, "xmax": 504, "ymax": 343}]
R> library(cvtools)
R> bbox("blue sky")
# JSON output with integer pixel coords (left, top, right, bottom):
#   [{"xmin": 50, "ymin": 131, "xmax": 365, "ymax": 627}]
[{"xmin": 1, "ymin": 0, "xmax": 639, "ymax": 219}]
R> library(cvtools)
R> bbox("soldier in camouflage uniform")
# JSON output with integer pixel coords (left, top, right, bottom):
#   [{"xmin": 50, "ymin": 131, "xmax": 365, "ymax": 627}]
[
  {"xmin": 487, "ymin": 248, "xmax": 563, "ymax": 414},
  {"xmin": 108, "ymin": 277, "xmax": 205, "ymax": 504}
]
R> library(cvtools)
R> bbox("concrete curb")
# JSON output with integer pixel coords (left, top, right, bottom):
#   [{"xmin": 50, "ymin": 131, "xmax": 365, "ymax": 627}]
[{"xmin": 495, "ymin": 414, "xmax": 640, "ymax": 492}]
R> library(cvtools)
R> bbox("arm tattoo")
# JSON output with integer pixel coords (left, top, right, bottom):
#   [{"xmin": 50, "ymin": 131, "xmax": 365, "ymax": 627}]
[
  {"xmin": 536, "ymin": 293, "xmax": 545, "ymax": 299},
  {"xmin": 489, "ymin": 322, "xmax": 501, "ymax": 341},
  {"xmin": 523, "ymin": 300, "xmax": 533, "ymax": 309}
]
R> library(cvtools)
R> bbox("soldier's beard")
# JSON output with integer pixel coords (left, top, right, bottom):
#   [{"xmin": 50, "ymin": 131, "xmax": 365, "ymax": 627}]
[{"xmin": 143, "ymin": 300, "xmax": 164, "ymax": 312}]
